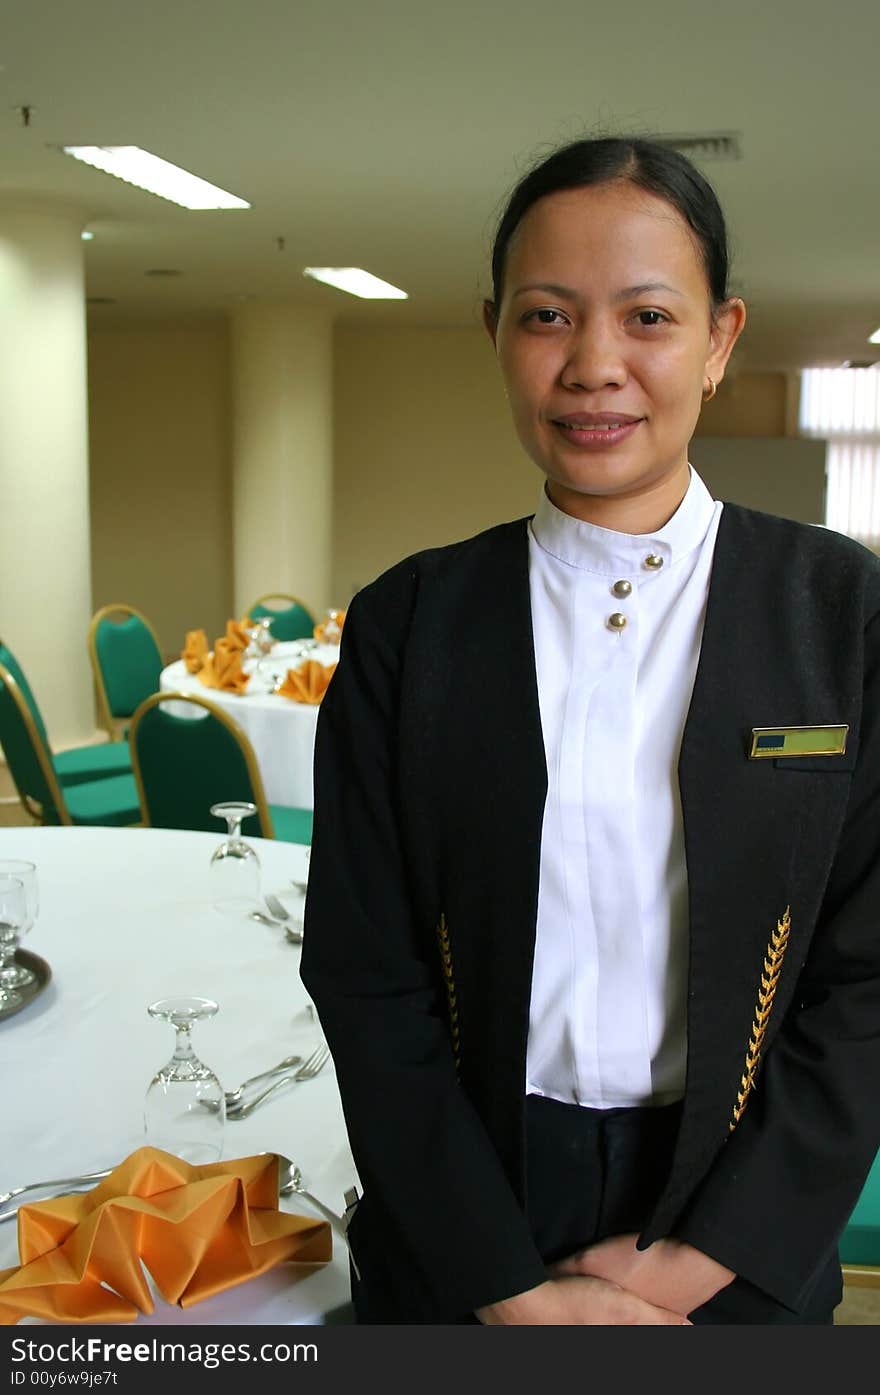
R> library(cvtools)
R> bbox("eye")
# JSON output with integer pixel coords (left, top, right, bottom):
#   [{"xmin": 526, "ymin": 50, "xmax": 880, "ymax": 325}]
[
  {"xmin": 523, "ymin": 307, "xmax": 570, "ymax": 327},
  {"xmin": 633, "ymin": 309, "xmax": 669, "ymax": 328}
]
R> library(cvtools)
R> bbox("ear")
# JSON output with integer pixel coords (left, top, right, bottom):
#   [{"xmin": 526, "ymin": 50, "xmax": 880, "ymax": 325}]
[
  {"xmin": 482, "ymin": 299, "xmax": 499, "ymax": 349},
  {"xmin": 705, "ymin": 297, "xmax": 746, "ymax": 388}
]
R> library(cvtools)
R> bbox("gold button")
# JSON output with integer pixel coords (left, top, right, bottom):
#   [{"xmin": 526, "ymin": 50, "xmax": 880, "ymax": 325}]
[
  {"xmin": 644, "ymin": 553, "xmax": 664, "ymax": 570},
  {"xmin": 607, "ymin": 612, "xmax": 627, "ymax": 631},
  {"xmin": 612, "ymin": 579, "xmax": 632, "ymax": 598}
]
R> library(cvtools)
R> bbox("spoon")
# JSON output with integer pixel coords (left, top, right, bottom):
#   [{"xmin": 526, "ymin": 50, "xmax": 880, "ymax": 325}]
[{"xmin": 250, "ymin": 909, "xmax": 280, "ymax": 928}]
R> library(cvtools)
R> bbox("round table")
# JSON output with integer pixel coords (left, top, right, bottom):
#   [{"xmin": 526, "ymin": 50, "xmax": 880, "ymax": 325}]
[
  {"xmin": 159, "ymin": 641, "xmax": 338, "ymax": 810},
  {"xmin": 0, "ymin": 824, "xmax": 357, "ymax": 1326}
]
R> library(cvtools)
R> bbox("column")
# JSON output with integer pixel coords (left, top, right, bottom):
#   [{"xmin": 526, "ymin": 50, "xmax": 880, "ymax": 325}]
[
  {"xmin": 230, "ymin": 304, "xmax": 334, "ymax": 623},
  {"xmin": 0, "ymin": 205, "xmax": 95, "ymax": 749}
]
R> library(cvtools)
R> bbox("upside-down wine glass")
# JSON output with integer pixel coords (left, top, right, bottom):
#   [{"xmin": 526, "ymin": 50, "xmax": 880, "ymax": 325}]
[
  {"xmin": 209, "ymin": 801, "xmax": 261, "ymax": 916},
  {"xmin": 0, "ymin": 859, "xmax": 38, "ymax": 991},
  {"xmin": 143, "ymin": 996, "xmax": 225, "ymax": 1162},
  {"xmin": 0, "ymin": 875, "xmax": 28, "ymax": 1011}
]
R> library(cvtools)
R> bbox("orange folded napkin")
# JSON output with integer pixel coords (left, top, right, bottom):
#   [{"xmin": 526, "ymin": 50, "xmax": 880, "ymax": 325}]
[
  {"xmin": 0, "ymin": 1148, "xmax": 331, "ymax": 1325},
  {"xmin": 181, "ymin": 628, "xmax": 209, "ymax": 674},
  {"xmin": 224, "ymin": 616, "xmax": 252, "ymax": 652},
  {"xmin": 198, "ymin": 637, "xmax": 251, "ymax": 694},
  {"xmin": 277, "ymin": 659, "xmax": 337, "ymax": 705},
  {"xmin": 313, "ymin": 610, "xmax": 346, "ymax": 644}
]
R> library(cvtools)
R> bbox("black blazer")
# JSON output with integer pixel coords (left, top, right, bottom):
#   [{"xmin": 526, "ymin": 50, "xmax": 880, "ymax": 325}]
[{"xmin": 300, "ymin": 502, "xmax": 880, "ymax": 1322}]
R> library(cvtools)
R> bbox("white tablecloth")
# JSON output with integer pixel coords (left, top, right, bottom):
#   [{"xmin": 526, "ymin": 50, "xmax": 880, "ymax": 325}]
[
  {"xmin": 0, "ymin": 824, "xmax": 357, "ymax": 1326},
  {"xmin": 159, "ymin": 641, "xmax": 339, "ymax": 810}
]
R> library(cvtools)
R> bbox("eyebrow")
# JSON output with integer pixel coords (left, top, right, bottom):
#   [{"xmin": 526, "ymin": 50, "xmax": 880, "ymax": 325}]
[{"xmin": 511, "ymin": 281, "xmax": 684, "ymax": 301}]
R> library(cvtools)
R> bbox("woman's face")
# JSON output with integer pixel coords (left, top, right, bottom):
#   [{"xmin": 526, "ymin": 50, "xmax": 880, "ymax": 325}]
[{"xmin": 485, "ymin": 180, "xmax": 745, "ymax": 527}]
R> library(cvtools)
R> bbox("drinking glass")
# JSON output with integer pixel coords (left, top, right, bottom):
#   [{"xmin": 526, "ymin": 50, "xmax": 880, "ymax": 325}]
[
  {"xmin": 143, "ymin": 996, "xmax": 225, "ymax": 1162},
  {"xmin": 0, "ymin": 876, "xmax": 27, "ymax": 1010},
  {"xmin": 209, "ymin": 801, "xmax": 261, "ymax": 914},
  {"xmin": 323, "ymin": 609, "xmax": 343, "ymax": 645},
  {"xmin": 0, "ymin": 860, "xmax": 38, "ymax": 990}
]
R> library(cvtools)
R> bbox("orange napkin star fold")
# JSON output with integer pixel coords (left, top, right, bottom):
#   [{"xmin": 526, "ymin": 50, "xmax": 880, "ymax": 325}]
[
  {"xmin": 277, "ymin": 659, "xmax": 337, "ymax": 705},
  {"xmin": 224, "ymin": 616, "xmax": 253, "ymax": 651},
  {"xmin": 198, "ymin": 637, "xmax": 251, "ymax": 694},
  {"xmin": 0, "ymin": 1148, "xmax": 331, "ymax": 1325},
  {"xmin": 181, "ymin": 629, "xmax": 209, "ymax": 674}
]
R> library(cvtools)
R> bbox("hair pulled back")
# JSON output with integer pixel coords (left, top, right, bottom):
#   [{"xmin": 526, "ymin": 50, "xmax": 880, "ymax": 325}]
[{"xmin": 488, "ymin": 137, "xmax": 730, "ymax": 313}]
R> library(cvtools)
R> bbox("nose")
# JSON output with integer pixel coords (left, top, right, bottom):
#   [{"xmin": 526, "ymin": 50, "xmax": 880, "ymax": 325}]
[{"xmin": 560, "ymin": 318, "xmax": 626, "ymax": 391}]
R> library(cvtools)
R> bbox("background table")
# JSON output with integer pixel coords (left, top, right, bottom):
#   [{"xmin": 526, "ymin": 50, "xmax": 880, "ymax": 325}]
[
  {"xmin": 159, "ymin": 641, "xmax": 338, "ymax": 810},
  {"xmin": 0, "ymin": 824, "xmax": 357, "ymax": 1326}
]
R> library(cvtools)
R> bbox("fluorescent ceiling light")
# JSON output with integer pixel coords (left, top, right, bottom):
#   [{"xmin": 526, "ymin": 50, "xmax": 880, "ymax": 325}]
[
  {"xmin": 80, "ymin": 230, "xmax": 94, "ymax": 240},
  {"xmin": 61, "ymin": 147, "xmax": 250, "ymax": 210},
  {"xmin": 869, "ymin": 327, "xmax": 880, "ymax": 345},
  {"xmin": 303, "ymin": 267, "xmax": 407, "ymax": 299}
]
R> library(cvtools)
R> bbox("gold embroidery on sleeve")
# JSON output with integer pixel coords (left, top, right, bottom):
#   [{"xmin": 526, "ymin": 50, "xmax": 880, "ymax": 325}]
[
  {"xmin": 435, "ymin": 913, "xmax": 461, "ymax": 1073},
  {"xmin": 729, "ymin": 906, "xmax": 791, "ymax": 1132}
]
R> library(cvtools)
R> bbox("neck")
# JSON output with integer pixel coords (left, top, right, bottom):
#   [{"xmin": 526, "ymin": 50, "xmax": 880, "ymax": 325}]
[{"xmin": 545, "ymin": 462, "xmax": 691, "ymax": 534}]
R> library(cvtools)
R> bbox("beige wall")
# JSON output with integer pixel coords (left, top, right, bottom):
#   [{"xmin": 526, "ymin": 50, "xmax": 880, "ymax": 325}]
[
  {"xmin": 332, "ymin": 326, "xmax": 540, "ymax": 600},
  {"xmin": 87, "ymin": 321, "xmax": 233, "ymax": 660}
]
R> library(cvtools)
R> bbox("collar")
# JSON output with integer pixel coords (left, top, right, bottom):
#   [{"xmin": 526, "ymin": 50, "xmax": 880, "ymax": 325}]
[{"xmin": 529, "ymin": 466, "xmax": 718, "ymax": 577}]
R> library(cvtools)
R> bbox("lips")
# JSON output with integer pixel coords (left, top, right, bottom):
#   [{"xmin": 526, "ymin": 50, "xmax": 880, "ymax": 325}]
[{"xmin": 551, "ymin": 412, "xmax": 643, "ymax": 448}]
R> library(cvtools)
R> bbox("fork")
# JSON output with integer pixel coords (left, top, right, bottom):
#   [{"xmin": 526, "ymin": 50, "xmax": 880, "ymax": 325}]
[
  {"xmin": 226, "ymin": 1042, "xmax": 330, "ymax": 1119},
  {"xmin": 263, "ymin": 893, "xmax": 303, "ymax": 943},
  {"xmin": 224, "ymin": 1052, "xmax": 303, "ymax": 1108},
  {"xmin": 263, "ymin": 892, "xmax": 293, "ymax": 922},
  {"xmin": 0, "ymin": 1167, "xmax": 114, "ymax": 1216}
]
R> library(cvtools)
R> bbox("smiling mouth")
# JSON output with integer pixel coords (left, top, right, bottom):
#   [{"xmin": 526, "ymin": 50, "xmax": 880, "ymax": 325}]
[{"xmin": 551, "ymin": 416, "xmax": 643, "ymax": 445}]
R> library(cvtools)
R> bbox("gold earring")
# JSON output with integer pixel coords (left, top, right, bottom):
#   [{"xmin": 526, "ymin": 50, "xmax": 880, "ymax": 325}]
[{"xmin": 702, "ymin": 377, "xmax": 717, "ymax": 402}]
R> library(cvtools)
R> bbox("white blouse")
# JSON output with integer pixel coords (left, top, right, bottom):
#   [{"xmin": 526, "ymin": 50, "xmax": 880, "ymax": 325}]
[{"xmin": 526, "ymin": 467, "xmax": 722, "ymax": 1108}]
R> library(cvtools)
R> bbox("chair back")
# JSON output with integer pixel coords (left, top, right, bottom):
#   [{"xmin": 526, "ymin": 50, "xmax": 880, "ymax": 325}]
[
  {"xmin": 128, "ymin": 692, "xmax": 274, "ymax": 839},
  {"xmin": 89, "ymin": 604, "xmax": 163, "ymax": 739},
  {"xmin": 0, "ymin": 660, "xmax": 69, "ymax": 825},
  {"xmin": 0, "ymin": 642, "xmax": 51, "ymax": 750},
  {"xmin": 246, "ymin": 593, "xmax": 315, "ymax": 642}
]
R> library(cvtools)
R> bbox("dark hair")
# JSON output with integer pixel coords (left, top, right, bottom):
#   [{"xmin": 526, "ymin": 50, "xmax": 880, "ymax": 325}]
[{"xmin": 488, "ymin": 136, "xmax": 730, "ymax": 313}]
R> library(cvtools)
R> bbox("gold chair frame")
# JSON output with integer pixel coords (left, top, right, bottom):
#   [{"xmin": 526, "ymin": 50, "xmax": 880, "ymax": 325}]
[
  {"xmin": 127, "ymin": 690, "xmax": 277, "ymax": 839},
  {"xmin": 245, "ymin": 593, "xmax": 313, "ymax": 621},
  {"xmin": 841, "ymin": 1263, "xmax": 880, "ymax": 1290},
  {"xmin": 0, "ymin": 660, "xmax": 75, "ymax": 825},
  {"xmin": 88, "ymin": 602, "xmax": 164, "ymax": 742}
]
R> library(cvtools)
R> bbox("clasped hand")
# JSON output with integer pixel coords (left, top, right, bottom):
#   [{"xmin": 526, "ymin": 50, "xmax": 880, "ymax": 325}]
[{"xmin": 476, "ymin": 1235, "xmax": 735, "ymax": 1325}]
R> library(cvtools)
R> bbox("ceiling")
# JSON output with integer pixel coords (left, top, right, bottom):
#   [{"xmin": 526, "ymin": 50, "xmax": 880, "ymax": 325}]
[{"xmin": 2, "ymin": 0, "xmax": 878, "ymax": 371}]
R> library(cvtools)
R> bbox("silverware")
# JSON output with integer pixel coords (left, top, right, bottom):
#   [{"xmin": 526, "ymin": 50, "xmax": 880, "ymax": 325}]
[
  {"xmin": 284, "ymin": 925, "xmax": 303, "ymax": 945},
  {"xmin": 0, "ymin": 1168, "xmax": 114, "ymax": 1223},
  {"xmin": 289, "ymin": 879, "xmax": 309, "ymax": 895},
  {"xmin": 226, "ymin": 1042, "xmax": 330, "ymax": 1119},
  {"xmin": 264, "ymin": 892, "xmax": 292, "ymax": 922},
  {"xmin": 250, "ymin": 909, "xmax": 281, "ymax": 928},
  {"xmin": 224, "ymin": 1052, "xmax": 303, "ymax": 1108}
]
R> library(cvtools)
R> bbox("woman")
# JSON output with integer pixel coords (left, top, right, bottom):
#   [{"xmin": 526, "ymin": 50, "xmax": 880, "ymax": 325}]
[{"xmin": 300, "ymin": 136, "xmax": 880, "ymax": 1324}]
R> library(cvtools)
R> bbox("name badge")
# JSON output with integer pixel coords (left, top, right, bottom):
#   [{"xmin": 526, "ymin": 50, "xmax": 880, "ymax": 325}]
[{"xmin": 749, "ymin": 725, "xmax": 849, "ymax": 759}]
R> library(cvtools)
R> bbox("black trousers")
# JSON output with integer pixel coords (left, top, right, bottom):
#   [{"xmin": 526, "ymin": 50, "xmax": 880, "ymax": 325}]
[{"xmin": 524, "ymin": 1092, "xmax": 842, "ymax": 1325}]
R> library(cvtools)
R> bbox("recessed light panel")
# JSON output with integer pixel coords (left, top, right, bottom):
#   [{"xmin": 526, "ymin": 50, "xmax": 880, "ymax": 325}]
[
  {"xmin": 303, "ymin": 267, "xmax": 407, "ymax": 299},
  {"xmin": 61, "ymin": 147, "xmax": 249, "ymax": 210}
]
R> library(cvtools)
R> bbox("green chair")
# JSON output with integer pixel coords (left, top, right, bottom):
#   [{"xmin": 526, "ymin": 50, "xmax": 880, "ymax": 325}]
[
  {"xmin": 840, "ymin": 1148, "xmax": 880, "ymax": 1289},
  {"xmin": 246, "ymin": 593, "xmax": 315, "ymax": 642},
  {"xmin": 88, "ymin": 603, "xmax": 164, "ymax": 741},
  {"xmin": 0, "ymin": 641, "xmax": 132, "ymax": 788},
  {"xmin": 128, "ymin": 691, "xmax": 313, "ymax": 845},
  {"xmin": 0, "ymin": 660, "xmax": 141, "ymax": 827}
]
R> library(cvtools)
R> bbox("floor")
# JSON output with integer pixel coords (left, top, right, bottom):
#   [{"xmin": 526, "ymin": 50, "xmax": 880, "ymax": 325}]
[{"xmin": 1, "ymin": 762, "xmax": 878, "ymax": 1323}]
